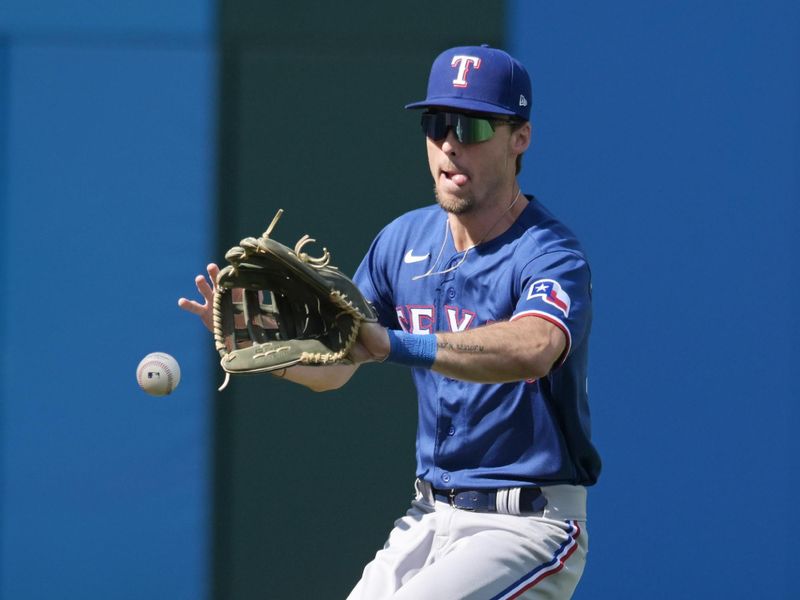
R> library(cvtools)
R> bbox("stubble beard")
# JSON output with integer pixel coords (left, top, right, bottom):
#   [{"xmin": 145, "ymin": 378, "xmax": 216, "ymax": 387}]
[{"xmin": 434, "ymin": 186, "xmax": 475, "ymax": 215}]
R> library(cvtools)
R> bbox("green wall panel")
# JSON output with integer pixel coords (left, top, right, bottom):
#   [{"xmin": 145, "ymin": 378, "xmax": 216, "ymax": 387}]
[{"xmin": 215, "ymin": 4, "xmax": 504, "ymax": 598}]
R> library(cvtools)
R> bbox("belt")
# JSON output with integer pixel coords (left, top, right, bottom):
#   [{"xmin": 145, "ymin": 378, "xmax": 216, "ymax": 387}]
[{"xmin": 431, "ymin": 486, "xmax": 548, "ymax": 515}]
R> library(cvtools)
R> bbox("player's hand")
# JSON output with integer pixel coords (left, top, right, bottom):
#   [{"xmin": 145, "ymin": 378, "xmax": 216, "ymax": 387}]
[
  {"xmin": 178, "ymin": 263, "xmax": 220, "ymax": 333},
  {"xmin": 350, "ymin": 321, "xmax": 391, "ymax": 364}
]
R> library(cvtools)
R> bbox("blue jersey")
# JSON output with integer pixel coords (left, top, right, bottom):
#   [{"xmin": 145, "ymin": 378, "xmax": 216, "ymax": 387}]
[{"xmin": 353, "ymin": 196, "xmax": 601, "ymax": 489}]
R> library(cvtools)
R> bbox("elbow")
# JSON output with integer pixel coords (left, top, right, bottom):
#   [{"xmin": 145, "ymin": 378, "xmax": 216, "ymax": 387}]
[
  {"xmin": 518, "ymin": 344, "xmax": 564, "ymax": 381},
  {"xmin": 523, "ymin": 359, "xmax": 554, "ymax": 382},
  {"xmin": 491, "ymin": 354, "xmax": 549, "ymax": 383},
  {"xmin": 510, "ymin": 353, "xmax": 548, "ymax": 381}
]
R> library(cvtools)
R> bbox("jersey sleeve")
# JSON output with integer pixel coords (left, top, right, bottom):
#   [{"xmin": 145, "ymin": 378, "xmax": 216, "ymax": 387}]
[
  {"xmin": 353, "ymin": 227, "xmax": 401, "ymax": 329},
  {"xmin": 512, "ymin": 251, "xmax": 592, "ymax": 368}
]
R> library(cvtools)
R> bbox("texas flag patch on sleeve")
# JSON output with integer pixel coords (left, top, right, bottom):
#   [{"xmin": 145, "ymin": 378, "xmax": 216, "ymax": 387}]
[{"xmin": 526, "ymin": 279, "xmax": 571, "ymax": 318}]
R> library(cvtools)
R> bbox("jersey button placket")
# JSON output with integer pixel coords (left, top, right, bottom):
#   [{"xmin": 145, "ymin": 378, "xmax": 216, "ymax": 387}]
[
  {"xmin": 439, "ymin": 265, "xmax": 458, "ymax": 385},
  {"xmin": 433, "ymin": 258, "xmax": 459, "ymax": 491}
]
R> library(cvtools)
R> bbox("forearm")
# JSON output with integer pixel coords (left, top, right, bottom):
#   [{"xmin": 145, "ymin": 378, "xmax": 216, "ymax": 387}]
[
  {"xmin": 276, "ymin": 362, "xmax": 359, "ymax": 392},
  {"xmin": 380, "ymin": 318, "xmax": 566, "ymax": 384},
  {"xmin": 432, "ymin": 321, "xmax": 559, "ymax": 383}
]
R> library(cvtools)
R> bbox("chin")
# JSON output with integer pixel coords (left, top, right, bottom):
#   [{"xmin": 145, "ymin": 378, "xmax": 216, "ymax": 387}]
[{"xmin": 435, "ymin": 188, "xmax": 474, "ymax": 215}]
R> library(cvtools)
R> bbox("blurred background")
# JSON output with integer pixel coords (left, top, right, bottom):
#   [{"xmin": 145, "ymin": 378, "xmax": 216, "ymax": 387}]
[{"xmin": 1, "ymin": 1, "xmax": 797, "ymax": 598}]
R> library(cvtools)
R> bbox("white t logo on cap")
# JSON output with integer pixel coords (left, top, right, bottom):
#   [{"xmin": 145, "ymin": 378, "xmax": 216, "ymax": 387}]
[{"xmin": 451, "ymin": 55, "xmax": 481, "ymax": 88}]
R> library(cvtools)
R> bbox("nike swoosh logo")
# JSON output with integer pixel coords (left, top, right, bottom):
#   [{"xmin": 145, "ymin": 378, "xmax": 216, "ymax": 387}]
[{"xmin": 404, "ymin": 249, "xmax": 430, "ymax": 264}]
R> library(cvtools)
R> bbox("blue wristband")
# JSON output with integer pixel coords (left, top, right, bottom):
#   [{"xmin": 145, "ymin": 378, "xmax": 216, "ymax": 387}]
[{"xmin": 385, "ymin": 330, "xmax": 438, "ymax": 368}]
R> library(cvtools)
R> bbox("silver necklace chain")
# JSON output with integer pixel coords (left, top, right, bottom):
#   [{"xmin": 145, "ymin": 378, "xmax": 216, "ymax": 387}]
[{"xmin": 412, "ymin": 188, "xmax": 523, "ymax": 281}]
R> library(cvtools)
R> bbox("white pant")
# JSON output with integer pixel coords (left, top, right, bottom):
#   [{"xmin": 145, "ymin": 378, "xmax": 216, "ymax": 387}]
[{"xmin": 347, "ymin": 481, "xmax": 589, "ymax": 600}]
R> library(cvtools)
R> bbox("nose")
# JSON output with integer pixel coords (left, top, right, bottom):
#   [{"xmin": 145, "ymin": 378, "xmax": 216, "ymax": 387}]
[{"xmin": 440, "ymin": 128, "xmax": 461, "ymax": 155}]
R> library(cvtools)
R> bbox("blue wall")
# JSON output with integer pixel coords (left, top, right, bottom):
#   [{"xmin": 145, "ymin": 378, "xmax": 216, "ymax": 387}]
[
  {"xmin": 0, "ymin": 3, "xmax": 216, "ymax": 599},
  {"xmin": 509, "ymin": 2, "xmax": 798, "ymax": 598}
]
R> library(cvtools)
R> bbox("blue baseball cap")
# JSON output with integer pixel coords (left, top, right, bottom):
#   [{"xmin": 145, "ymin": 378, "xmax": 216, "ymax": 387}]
[{"xmin": 405, "ymin": 44, "xmax": 531, "ymax": 121}]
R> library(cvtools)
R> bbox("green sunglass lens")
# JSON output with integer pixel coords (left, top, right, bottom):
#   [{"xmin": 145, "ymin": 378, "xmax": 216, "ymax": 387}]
[{"xmin": 458, "ymin": 117, "xmax": 495, "ymax": 143}]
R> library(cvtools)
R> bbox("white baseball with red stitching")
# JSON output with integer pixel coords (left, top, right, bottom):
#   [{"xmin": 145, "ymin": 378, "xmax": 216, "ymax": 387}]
[{"xmin": 136, "ymin": 352, "xmax": 181, "ymax": 396}]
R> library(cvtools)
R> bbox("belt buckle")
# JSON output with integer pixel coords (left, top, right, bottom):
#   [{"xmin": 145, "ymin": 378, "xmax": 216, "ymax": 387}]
[{"xmin": 448, "ymin": 489, "xmax": 482, "ymax": 511}]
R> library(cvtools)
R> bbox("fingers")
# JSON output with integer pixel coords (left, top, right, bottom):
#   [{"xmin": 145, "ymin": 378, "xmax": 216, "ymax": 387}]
[
  {"xmin": 178, "ymin": 295, "xmax": 214, "ymax": 332},
  {"xmin": 187, "ymin": 264, "xmax": 220, "ymax": 303},
  {"xmin": 195, "ymin": 274, "xmax": 213, "ymax": 301},
  {"xmin": 177, "ymin": 297, "xmax": 205, "ymax": 316},
  {"xmin": 207, "ymin": 263, "xmax": 220, "ymax": 283},
  {"xmin": 178, "ymin": 263, "xmax": 221, "ymax": 334}
]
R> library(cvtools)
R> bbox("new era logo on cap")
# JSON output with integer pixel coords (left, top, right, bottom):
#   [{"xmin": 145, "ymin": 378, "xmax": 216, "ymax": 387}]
[{"xmin": 405, "ymin": 44, "xmax": 533, "ymax": 121}]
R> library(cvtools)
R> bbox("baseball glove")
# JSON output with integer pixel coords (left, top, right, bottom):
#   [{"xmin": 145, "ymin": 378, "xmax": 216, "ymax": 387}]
[{"xmin": 213, "ymin": 209, "xmax": 377, "ymax": 390}]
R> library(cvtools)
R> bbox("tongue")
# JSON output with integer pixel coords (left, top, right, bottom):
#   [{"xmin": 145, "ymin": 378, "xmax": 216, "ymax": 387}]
[{"xmin": 451, "ymin": 173, "xmax": 468, "ymax": 185}]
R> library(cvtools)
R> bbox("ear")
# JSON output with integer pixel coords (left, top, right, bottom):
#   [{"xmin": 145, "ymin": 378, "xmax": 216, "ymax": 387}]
[{"xmin": 510, "ymin": 122, "xmax": 532, "ymax": 155}]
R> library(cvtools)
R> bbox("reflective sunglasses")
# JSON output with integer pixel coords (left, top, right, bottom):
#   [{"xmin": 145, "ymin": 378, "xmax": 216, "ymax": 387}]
[{"xmin": 420, "ymin": 111, "xmax": 516, "ymax": 144}]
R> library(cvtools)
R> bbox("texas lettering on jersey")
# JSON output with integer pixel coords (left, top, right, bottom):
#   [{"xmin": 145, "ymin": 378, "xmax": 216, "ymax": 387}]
[
  {"xmin": 395, "ymin": 277, "xmax": 570, "ymax": 334},
  {"xmin": 396, "ymin": 305, "xmax": 478, "ymax": 333}
]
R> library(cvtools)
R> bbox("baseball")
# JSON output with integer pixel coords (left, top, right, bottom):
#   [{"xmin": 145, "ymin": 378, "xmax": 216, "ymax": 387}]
[{"xmin": 136, "ymin": 352, "xmax": 181, "ymax": 396}]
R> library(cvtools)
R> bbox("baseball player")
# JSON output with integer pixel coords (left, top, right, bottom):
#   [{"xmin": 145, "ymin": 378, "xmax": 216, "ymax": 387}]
[{"xmin": 180, "ymin": 44, "xmax": 600, "ymax": 599}]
